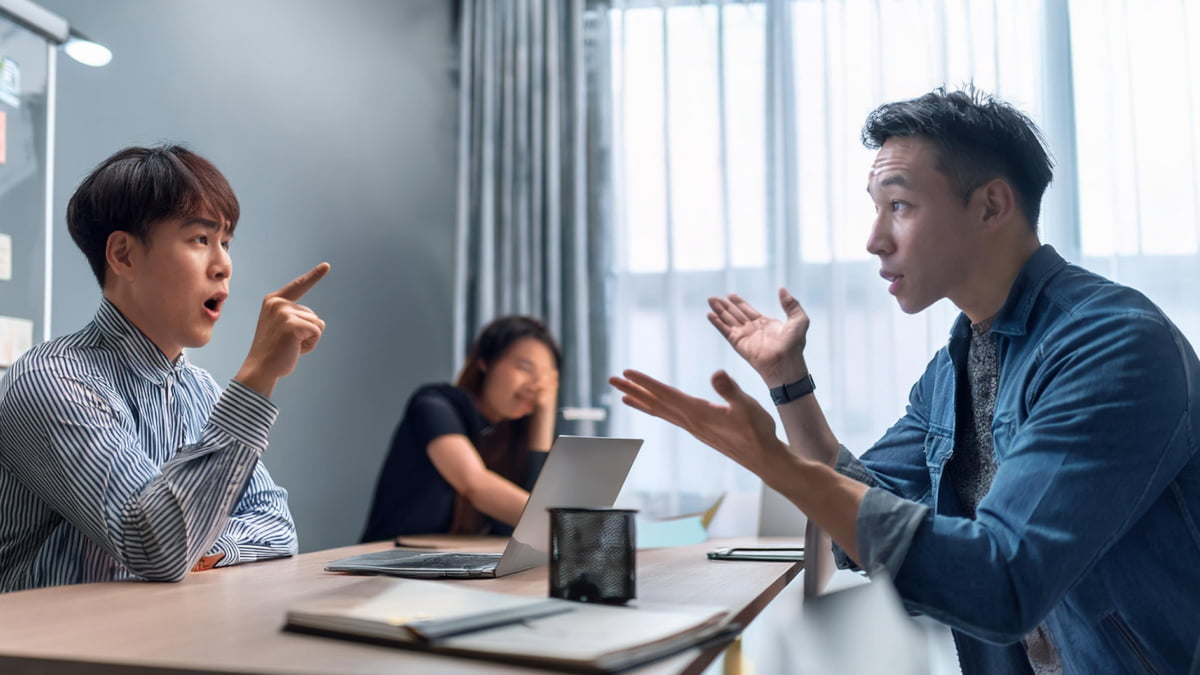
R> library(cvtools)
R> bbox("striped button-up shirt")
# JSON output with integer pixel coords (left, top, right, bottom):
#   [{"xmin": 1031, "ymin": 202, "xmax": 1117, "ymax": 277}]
[{"xmin": 0, "ymin": 300, "xmax": 297, "ymax": 592}]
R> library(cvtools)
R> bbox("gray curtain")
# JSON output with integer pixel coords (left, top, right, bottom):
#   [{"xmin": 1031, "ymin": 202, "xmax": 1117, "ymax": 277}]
[{"xmin": 452, "ymin": 0, "xmax": 610, "ymax": 418}]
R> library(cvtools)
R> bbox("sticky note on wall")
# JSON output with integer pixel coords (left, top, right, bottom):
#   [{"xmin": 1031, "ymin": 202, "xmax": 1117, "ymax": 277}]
[
  {"xmin": 0, "ymin": 233, "xmax": 11, "ymax": 280},
  {"xmin": 0, "ymin": 316, "xmax": 34, "ymax": 367}
]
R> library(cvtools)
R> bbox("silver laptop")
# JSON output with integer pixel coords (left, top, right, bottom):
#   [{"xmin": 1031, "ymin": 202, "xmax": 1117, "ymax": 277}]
[{"xmin": 326, "ymin": 436, "xmax": 642, "ymax": 578}]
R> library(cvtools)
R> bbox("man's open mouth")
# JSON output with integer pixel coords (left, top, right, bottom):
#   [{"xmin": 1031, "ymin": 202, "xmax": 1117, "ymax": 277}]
[{"xmin": 204, "ymin": 293, "xmax": 227, "ymax": 313}]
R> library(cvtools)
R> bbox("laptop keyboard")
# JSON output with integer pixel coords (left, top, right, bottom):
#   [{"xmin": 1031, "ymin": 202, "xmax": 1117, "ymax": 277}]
[
  {"xmin": 401, "ymin": 552, "xmax": 502, "ymax": 569},
  {"xmin": 325, "ymin": 548, "xmax": 506, "ymax": 576}
]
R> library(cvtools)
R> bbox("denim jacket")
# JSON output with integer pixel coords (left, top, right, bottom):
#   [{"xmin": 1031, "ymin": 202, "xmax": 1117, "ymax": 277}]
[{"xmin": 838, "ymin": 245, "xmax": 1200, "ymax": 674}]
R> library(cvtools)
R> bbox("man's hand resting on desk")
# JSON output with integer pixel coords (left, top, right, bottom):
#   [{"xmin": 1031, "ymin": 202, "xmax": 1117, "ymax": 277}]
[
  {"xmin": 192, "ymin": 553, "xmax": 225, "ymax": 572},
  {"xmin": 235, "ymin": 263, "xmax": 330, "ymax": 398},
  {"xmin": 609, "ymin": 369, "xmax": 792, "ymax": 478}
]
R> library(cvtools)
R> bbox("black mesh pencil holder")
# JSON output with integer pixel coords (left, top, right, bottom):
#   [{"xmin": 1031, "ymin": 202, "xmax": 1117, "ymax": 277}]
[{"xmin": 548, "ymin": 507, "xmax": 637, "ymax": 604}]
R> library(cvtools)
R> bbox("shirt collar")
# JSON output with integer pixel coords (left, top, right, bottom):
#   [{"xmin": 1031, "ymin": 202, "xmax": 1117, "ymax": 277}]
[
  {"xmin": 93, "ymin": 299, "xmax": 188, "ymax": 384},
  {"xmin": 951, "ymin": 244, "xmax": 1069, "ymax": 339}
]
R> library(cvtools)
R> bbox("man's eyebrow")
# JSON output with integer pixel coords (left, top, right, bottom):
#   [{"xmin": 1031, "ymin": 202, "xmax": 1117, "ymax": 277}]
[
  {"xmin": 880, "ymin": 175, "xmax": 910, "ymax": 189},
  {"xmin": 180, "ymin": 218, "xmax": 233, "ymax": 235},
  {"xmin": 867, "ymin": 174, "xmax": 910, "ymax": 196}
]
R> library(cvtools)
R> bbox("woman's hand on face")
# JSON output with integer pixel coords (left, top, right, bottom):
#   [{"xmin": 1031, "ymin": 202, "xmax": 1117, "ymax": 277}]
[
  {"xmin": 536, "ymin": 370, "xmax": 560, "ymax": 415},
  {"xmin": 526, "ymin": 369, "xmax": 560, "ymax": 452}
]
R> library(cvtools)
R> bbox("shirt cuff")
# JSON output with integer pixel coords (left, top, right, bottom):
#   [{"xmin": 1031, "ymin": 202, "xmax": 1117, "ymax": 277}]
[
  {"xmin": 834, "ymin": 445, "xmax": 878, "ymax": 487},
  {"xmin": 209, "ymin": 380, "xmax": 279, "ymax": 450},
  {"xmin": 207, "ymin": 534, "xmax": 241, "ymax": 567},
  {"xmin": 831, "ymin": 446, "xmax": 879, "ymax": 570},
  {"xmin": 853, "ymin": 487, "xmax": 929, "ymax": 577}
]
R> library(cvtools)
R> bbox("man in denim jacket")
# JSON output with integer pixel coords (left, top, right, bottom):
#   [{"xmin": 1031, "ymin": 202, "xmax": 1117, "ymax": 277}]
[{"xmin": 611, "ymin": 87, "xmax": 1200, "ymax": 673}]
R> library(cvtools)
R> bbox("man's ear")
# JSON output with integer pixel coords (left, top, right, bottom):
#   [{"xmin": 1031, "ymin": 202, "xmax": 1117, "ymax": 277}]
[
  {"xmin": 105, "ymin": 231, "xmax": 140, "ymax": 283},
  {"xmin": 977, "ymin": 178, "xmax": 1016, "ymax": 229}
]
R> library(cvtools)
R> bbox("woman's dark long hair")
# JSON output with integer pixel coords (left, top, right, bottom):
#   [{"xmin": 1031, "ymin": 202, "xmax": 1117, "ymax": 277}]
[
  {"xmin": 448, "ymin": 316, "xmax": 562, "ymax": 534},
  {"xmin": 454, "ymin": 316, "xmax": 562, "ymax": 394}
]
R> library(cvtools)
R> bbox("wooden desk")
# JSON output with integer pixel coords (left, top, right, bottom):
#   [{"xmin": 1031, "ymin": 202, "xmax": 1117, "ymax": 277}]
[{"xmin": 0, "ymin": 537, "xmax": 802, "ymax": 674}]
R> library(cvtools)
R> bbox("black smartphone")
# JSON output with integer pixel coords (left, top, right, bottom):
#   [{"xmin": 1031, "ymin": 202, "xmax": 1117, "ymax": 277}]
[{"xmin": 707, "ymin": 546, "xmax": 805, "ymax": 562}]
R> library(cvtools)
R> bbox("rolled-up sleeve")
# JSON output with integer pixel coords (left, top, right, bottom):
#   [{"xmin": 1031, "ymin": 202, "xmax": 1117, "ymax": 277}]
[
  {"xmin": 832, "ymin": 447, "xmax": 928, "ymax": 573},
  {"xmin": 852, "ymin": 488, "xmax": 930, "ymax": 574}
]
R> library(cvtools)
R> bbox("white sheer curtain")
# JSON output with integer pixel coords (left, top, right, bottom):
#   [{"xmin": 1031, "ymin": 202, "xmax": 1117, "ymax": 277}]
[
  {"xmin": 1069, "ymin": 0, "xmax": 1200, "ymax": 342},
  {"xmin": 596, "ymin": 0, "xmax": 1077, "ymax": 532}
]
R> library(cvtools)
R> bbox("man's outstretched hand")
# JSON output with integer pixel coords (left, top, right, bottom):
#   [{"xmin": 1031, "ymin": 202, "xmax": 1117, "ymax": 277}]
[
  {"xmin": 235, "ymin": 263, "xmax": 330, "ymax": 398},
  {"xmin": 609, "ymin": 368, "xmax": 790, "ymax": 477},
  {"xmin": 708, "ymin": 288, "xmax": 811, "ymax": 387}
]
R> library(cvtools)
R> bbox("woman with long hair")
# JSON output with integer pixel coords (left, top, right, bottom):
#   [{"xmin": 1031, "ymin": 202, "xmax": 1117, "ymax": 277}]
[{"xmin": 360, "ymin": 316, "xmax": 561, "ymax": 540}]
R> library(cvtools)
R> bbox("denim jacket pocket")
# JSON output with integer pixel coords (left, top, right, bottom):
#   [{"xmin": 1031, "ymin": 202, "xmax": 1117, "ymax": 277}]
[
  {"xmin": 989, "ymin": 417, "xmax": 1013, "ymax": 461},
  {"xmin": 1100, "ymin": 610, "xmax": 1162, "ymax": 674},
  {"xmin": 923, "ymin": 427, "xmax": 954, "ymax": 472},
  {"xmin": 923, "ymin": 429, "xmax": 953, "ymax": 509}
]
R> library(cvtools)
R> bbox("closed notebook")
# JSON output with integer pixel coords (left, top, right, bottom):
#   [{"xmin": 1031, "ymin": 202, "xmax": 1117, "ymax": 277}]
[
  {"xmin": 284, "ymin": 577, "xmax": 571, "ymax": 642},
  {"xmin": 283, "ymin": 577, "xmax": 732, "ymax": 673}
]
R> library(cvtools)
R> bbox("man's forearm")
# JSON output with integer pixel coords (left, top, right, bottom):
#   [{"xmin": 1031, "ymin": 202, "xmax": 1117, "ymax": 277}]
[
  {"xmin": 132, "ymin": 441, "xmax": 263, "ymax": 579},
  {"xmin": 764, "ymin": 452, "xmax": 869, "ymax": 562},
  {"xmin": 777, "ymin": 393, "xmax": 841, "ymax": 465},
  {"xmin": 3, "ymin": 373, "xmax": 277, "ymax": 582},
  {"xmin": 206, "ymin": 465, "xmax": 298, "ymax": 566}
]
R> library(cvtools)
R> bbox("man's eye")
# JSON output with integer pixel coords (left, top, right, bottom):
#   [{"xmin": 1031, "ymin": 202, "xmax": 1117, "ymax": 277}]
[
  {"xmin": 221, "ymin": 240, "xmax": 231, "ymax": 251},
  {"xmin": 196, "ymin": 235, "xmax": 208, "ymax": 245},
  {"xmin": 891, "ymin": 201, "xmax": 906, "ymax": 212}
]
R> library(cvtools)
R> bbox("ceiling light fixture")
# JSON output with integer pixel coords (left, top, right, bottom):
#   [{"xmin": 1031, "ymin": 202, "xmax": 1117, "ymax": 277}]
[{"xmin": 63, "ymin": 29, "xmax": 111, "ymax": 67}]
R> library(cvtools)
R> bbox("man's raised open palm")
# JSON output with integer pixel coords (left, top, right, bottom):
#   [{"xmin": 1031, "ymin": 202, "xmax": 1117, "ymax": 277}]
[{"xmin": 707, "ymin": 288, "xmax": 811, "ymax": 386}]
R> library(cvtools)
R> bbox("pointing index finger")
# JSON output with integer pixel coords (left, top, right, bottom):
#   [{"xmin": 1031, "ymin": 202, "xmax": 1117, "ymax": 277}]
[{"xmin": 274, "ymin": 262, "xmax": 331, "ymax": 302}]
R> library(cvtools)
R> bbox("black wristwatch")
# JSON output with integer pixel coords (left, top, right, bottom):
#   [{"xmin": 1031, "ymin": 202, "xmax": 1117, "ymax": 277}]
[{"xmin": 769, "ymin": 373, "xmax": 815, "ymax": 406}]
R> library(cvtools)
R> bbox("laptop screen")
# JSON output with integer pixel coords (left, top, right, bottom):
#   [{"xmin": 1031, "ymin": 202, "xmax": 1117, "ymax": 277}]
[
  {"xmin": 495, "ymin": 436, "xmax": 642, "ymax": 575},
  {"xmin": 803, "ymin": 522, "xmax": 823, "ymax": 598}
]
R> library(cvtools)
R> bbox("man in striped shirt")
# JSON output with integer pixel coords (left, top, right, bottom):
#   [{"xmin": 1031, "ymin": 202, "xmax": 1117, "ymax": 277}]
[{"xmin": 0, "ymin": 145, "xmax": 329, "ymax": 592}]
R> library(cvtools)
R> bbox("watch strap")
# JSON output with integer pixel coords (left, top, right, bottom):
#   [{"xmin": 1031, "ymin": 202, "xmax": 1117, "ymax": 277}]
[{"xmin": 769, "ymin": 373, "xmax": 815, "ymax": 406}]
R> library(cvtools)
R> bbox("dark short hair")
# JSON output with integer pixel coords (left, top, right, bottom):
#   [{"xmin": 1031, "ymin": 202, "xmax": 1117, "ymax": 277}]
[
  {"xmin": 454, "ymin": 316, "xmax": 562, "ymax": 396},
  {"xmin": 67, "ymin": 144, "xmax": 240, "ymax": 287},
  {"xmin": 861, "ymin": 86, "xmax": 1054, "ymax": 230}
]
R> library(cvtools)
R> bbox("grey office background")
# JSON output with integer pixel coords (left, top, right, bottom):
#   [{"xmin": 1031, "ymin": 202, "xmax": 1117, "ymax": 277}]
[{"xmin": 38, "ymin": 0, "xmax": 460, "ymax": 552}]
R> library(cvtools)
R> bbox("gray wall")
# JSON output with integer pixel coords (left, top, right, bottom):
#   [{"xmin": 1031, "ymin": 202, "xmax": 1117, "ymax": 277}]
[{"xmin": 39, "ymin": 0, "xmax": 461, "ymax": 552}]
